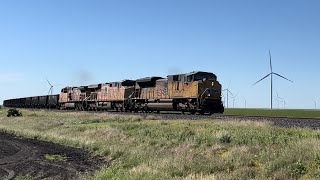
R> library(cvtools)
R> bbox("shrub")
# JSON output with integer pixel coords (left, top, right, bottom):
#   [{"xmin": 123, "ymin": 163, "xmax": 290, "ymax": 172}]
[{"xmin": 7, "ymin": 109, "xmax": 22, "ymax": 117}]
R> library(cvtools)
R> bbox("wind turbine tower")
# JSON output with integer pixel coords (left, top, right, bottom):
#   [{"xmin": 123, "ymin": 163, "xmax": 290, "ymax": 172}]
[
  {"xmin": 252, "ymin": 50, "xmax": 293, "ymax": 109},
  {"xmin": 222, "ymin": 88, "xmax": 233, "ymax": 108}
]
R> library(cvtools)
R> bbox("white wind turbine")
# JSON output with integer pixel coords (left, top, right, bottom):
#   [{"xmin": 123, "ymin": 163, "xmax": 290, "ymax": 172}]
[
  {"xmin": 231, "ymin": 93, "xmax": 238, "ymax": 108},
  {"xmin": 274, "ymin": 92, "xmax": 283, "ymax": 109},
  {"xmin": 314, "ymin": 99, "xmax": 320, "ymax": 110},
  {"xmin": 252, "ymin": 50, "xmax": 293, "ymax": 109},
  {"xmin": 222, "ymin": 81, "xmax": 233, "ymax": 108},
  {"xmin": 46, "ymin": 79, "xmax": 62, "ymax": 95},
  {"xmin": 282, "ymin": 100, "xmax": 287, "ymax": 109},
  {"xmin": 243, "ymin": 97, "xmax": 247, "ymax": 109}
]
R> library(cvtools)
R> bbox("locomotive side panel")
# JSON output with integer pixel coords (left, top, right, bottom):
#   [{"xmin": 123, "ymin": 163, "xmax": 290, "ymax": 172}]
[
  {"xmin": 71, "ymin": 88, "xmax": 82, "ymax": 102},
  {"xmin": 140, "ymin": 87, "xmax": 155, "ymax": 100},
  {"xmin": 59, "ymin": 87, "xmax": 82, "ymax": 109},
  {"xmin": 59, "ymin": 87, "xmax": 69, "ymax": 103},
  {"xmin": 168, "ymin": 81, "xmax": 199, "ymax": 98},
  {"xmin": 97, "ymin": 84, "xmax": 108, "ymax": 101},
  {"xmin": 154, "ymin": 79, "xmax": 169, "ymax": 99},
  {"xmin": 107, "ymin": 86, "xmax": 125, "ymax": 101}
]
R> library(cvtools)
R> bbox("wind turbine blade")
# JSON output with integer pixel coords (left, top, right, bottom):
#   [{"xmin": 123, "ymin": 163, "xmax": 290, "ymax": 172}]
[
  {"xmin": 46, "ymin": 79, "xmax": 53, "ymax": 86},
  {"xmin": 269, "ymin": 50, "xmax": 272, "ymax": 72},
  {"xmin": 273, "ymin": 72, "xmax": 294, "ymax": 83},
  {"xmin": 252, "ymin": 73, "xmax": 271, "ymax": 86},
  {"xmin": 227, "ymin": 89, "xmax": 234, "ymax": 97}
]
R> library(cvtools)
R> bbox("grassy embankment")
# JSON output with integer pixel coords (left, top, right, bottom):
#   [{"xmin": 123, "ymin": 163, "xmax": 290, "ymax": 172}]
[
  {"xmin": 0, "ymin": 108, "xmax": 320, "ymax": 179},
  {"xmin": 224, "ymin": 108, "xmax": 320, "ymax": 119}
]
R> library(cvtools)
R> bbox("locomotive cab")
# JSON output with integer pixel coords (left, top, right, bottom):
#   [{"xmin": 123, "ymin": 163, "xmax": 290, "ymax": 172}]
[{"xmin": 191, "ymin": 72, "xmax": 224, "ymax": 114}]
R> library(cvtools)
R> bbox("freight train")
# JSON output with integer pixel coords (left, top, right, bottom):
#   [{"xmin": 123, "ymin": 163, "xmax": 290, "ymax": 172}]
[{"xmin": 3, "ymin": 71, "xmax": 224, "ymax": 114}]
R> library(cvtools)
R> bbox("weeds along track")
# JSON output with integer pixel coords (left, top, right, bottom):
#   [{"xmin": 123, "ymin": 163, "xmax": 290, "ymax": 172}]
[
  {"xmin": 25, "ymin": 108, "xmax": 320, "ymax": 130},
  {"xmin": 117, "ymin": 112, "xmax": 320, "ymax": 130}
]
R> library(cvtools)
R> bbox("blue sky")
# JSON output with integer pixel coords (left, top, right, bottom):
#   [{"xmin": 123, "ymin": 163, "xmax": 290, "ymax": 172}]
[{"xmin": 0, "ymin": 0, "xmax": 319, "ymax": 109}]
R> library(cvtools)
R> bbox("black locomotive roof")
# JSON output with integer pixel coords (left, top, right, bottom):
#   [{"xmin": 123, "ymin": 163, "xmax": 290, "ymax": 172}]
[
  {"xmin": 121, "ymin": 79, "xmax": 135, "ymax": 86},
  {"xmin": 185, "ymin": 71, "xmax": 216, "ymax": 76},
  {"xmin": 168, "ymin": 71, "xmax": 216, "ymax": 77},
  {"xmin": 136, "ymin": 76, "xmax": 163, "ymax": 83}
]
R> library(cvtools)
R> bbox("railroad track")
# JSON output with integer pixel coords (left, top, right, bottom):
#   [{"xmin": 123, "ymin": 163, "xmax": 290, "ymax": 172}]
[{"xmin": 21, "ymin": 108, "xmax": 320, "ymax": 130}]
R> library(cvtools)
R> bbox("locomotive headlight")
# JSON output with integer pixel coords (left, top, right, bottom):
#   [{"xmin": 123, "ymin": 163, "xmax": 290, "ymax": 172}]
[{"xmin": 212, "ymin": 82, "xmax": 214, "ymax": 86}]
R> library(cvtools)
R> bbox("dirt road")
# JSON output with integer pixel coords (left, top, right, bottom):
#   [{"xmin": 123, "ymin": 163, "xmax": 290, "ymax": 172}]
[{"xmin": 0, "ymin": 132, "xmax": 105, "ymax": 179}]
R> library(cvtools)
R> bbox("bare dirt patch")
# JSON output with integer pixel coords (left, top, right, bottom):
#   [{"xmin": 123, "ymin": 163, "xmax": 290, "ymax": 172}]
[{"xmin": 0, "ymin": 131, "xmax": 106, "ymax": 179}]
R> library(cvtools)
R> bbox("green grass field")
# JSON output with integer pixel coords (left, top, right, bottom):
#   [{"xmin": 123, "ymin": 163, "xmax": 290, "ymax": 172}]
[
  {"xmin": 224, "ymin": 108, "xmax": 320, "ymax": 119},
  {"xmin": 0, "ymin": 108, "xmax": 320, "ymax": 179}
]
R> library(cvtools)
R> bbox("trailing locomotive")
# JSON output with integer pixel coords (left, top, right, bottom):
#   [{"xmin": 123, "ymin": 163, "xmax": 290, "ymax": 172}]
[{"xmin": 3, "ymin": 71, "xmax": 224, "ymax": 114}]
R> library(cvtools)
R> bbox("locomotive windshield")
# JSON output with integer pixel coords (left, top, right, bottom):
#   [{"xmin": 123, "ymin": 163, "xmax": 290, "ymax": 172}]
[{"xmin": 193, "ymin": 73, "xmax": 217, "ymax": 81}]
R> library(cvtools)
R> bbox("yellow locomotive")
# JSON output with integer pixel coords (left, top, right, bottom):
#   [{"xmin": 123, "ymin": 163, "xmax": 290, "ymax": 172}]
[
  {"xmin": 59, "ymin": 80, "xmax": 135, "ymax": 111},
  {"xmin": 130, "ymin": 71, "xmax": 224, "ymax": 114}
]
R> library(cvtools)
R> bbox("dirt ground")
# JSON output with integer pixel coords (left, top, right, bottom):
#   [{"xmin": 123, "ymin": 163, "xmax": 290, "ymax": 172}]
[{"xmin": 0, "ymin": 132, "xmax": 106, "ymax": 179}]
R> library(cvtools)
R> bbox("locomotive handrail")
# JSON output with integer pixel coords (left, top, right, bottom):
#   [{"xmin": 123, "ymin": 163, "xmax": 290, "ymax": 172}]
[
  {"xmin": 198, "ymin": 88, "xmax": 209, "ymax": 106},
  {"xmin": 83, "ymin": 95, "xmax": 91, "ymax": 102},
  {"xmin": 128, "ymin": 91, "xmax": 135, "ymax": 99}
]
